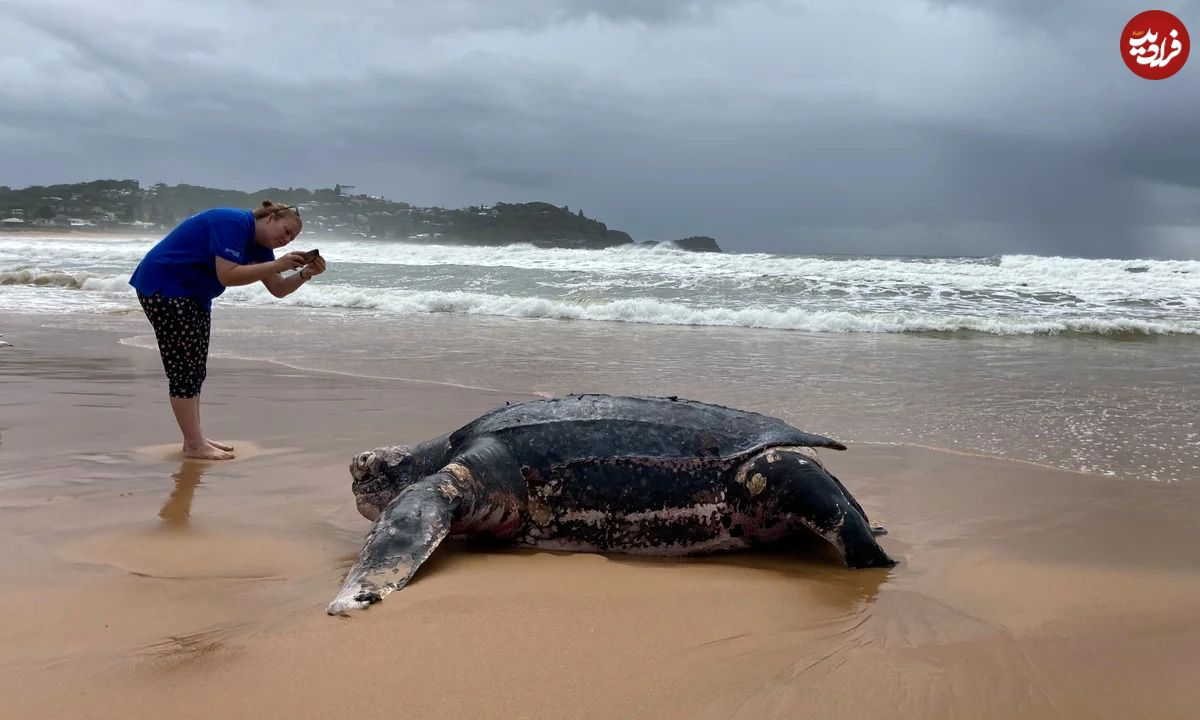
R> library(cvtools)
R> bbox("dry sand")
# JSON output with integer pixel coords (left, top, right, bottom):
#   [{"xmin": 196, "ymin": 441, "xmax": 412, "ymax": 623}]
[{"xmin": 1, "ymin": 315, "xmax": 1198, "ymax": 719}]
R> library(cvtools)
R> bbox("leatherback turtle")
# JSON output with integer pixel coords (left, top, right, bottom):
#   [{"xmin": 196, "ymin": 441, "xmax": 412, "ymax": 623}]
[{"xmin": 328, "ymin": 394, "xmax": 894, "ymax": 614}]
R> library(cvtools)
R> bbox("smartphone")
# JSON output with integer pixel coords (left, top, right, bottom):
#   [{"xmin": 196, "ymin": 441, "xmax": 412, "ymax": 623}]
[{"xmin": 300, "ymin": 249, "xmax": 320, "ymax": 262}]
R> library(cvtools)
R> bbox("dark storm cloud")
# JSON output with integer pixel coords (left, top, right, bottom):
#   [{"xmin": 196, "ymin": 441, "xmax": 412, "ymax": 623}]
[{"xmin": 1, "ymin": 0, "xmax": 1198, "ymax": 258}]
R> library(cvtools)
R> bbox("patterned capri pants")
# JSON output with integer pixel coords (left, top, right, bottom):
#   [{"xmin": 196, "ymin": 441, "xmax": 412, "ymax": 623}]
[{"xmin": 137, "ymin": 293, "xmax": 211, "ymax": 398}]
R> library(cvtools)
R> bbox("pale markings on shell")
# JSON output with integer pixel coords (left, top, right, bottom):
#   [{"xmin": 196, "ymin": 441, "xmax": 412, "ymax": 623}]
[
  {"xmin": 558, "ymin": 509, "xmax": 611, "ymax": 526},
  {"xmin": 528, "ymin": 498, "xmax": 552, "ymax": 525},
  {"xmin": 553, "ymin": 503, "xmax": 726, "ymax": 527},
  {"xmin": 734, "ymin": 445, "xmax": 813, "ymax": 490},
  {"xmin": 441, "ymin": 462, "xmax": 472, "ymax": 484},
  {"xmin": 622, "ymin": 503, "xmax": 725, "ymax": 523},
  {"xmin": 765, "ymin": 447, "xmax": 811, "ymax": 465},
  {"xmin": 438, "ymin": 480, "xmax": 461, "ymax": 501}
]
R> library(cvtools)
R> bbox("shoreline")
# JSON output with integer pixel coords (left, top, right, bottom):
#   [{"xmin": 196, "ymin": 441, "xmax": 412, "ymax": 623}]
[{"xmin": 7, "ymin": 309, "xmax": 1190, "ymax": 484}]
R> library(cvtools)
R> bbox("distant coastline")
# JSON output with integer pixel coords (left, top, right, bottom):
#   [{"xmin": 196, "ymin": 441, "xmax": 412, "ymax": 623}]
[
  {"xmin": 0, "ymin": 228, "xmax": 139, "ymax": 239},
  {"xmin": 0, "ymin": 179, "xmax": 722, "ymax": 252}
]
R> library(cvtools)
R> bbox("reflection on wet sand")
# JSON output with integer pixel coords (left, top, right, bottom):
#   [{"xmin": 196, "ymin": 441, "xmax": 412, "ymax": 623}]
[{"xmin": 158, "ymin": 461, "xmax": 208, "ymax": 528}]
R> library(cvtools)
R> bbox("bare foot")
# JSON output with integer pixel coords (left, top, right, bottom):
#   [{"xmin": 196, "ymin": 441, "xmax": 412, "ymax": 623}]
[
  {"xmin": 183, "ymin": 443, "xmax": 234, "ymax": 461},
  {"xmin": 206, "ymin": 438, "xmax": 234, "ymax": 452}
]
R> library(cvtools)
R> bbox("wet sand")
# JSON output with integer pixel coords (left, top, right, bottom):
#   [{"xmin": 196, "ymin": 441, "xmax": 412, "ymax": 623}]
[{"xmin": 1, "ymin": 314, "xmax": 1198, "ymax": 719}]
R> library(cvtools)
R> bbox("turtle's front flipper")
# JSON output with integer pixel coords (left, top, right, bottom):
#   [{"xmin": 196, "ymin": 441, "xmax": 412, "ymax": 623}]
[{"xmin": 327, "ymin": 474, "xmax": 461, "ymax": 615}]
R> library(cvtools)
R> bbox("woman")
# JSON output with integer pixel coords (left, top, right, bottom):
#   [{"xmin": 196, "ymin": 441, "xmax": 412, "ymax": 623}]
[{"xmin": 129, "ymin": 200, "xmax": 327, "ymax": 460}]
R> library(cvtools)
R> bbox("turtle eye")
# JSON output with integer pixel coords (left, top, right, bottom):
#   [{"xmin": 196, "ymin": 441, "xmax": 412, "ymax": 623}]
[{"xmin": 353, "ymin": 451, "xmax": 376, "ymax": 475}]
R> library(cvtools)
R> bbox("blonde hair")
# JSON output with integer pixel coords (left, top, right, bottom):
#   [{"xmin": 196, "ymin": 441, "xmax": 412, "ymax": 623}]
[{"xmin": 252, "ymin": 200, "xmax": 302, "ymax": 227}]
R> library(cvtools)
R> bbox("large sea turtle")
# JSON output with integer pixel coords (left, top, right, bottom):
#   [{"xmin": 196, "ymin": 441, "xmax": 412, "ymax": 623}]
[{"xmin": 328, "ymin": 394, "xmax": 895, "ymax": 614}]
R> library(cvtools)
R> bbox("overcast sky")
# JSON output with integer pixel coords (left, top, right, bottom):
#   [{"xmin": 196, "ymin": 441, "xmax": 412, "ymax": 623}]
[{"xmin": 2, "ymin": 0, "xmax": 1199, "ymax": 258}]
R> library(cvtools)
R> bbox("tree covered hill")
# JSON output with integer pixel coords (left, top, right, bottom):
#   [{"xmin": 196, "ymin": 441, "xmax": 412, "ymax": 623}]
[{"xmin": 0, "ymin": 180, "xmax": 722, "ymax": 250}]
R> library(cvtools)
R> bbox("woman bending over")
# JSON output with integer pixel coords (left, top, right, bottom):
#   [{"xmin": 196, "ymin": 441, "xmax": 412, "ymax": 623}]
[{"xmin": 129, "ymin": 200, "xmax": 327, "ymax": 460}]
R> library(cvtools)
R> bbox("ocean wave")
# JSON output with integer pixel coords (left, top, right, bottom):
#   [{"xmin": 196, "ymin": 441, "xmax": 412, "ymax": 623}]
[
  {"xmin": 0, "ymin": 268, "xmax": 138, "ymax": 293},
  {"xmin": 80, "ymin": 275, "xmax": 137, "ymax": 292},
  {"xmin": 0, "ymin": 268, "xmax": 89, "ymax": 289},
  {"xmin": 262, "ymin": 242, "xmax": 1200, "ymax": 304},
  {"xmin": 7, "ymin": 236, "xmax": 1200, "ymax": 301},
  {"xmin": 219, "ymin": 284, "xmax": 1200, "ymax": 336},
  {"xmin": 5, "ymin": 237, "xmax": 1199, "ymax": 337}
]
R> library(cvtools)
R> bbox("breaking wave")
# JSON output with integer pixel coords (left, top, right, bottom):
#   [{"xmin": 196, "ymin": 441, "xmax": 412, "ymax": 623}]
[
  {"xmin": 0, "ymin": 268, "xmax": 88, "ymax": 289},
  {"xmin": 3, "ymin": 237, "xmax": 1199, "ymax": 337},
  {"xmin": 219, "ymin": 284, "xmax": 1200, "ymax": 336}
]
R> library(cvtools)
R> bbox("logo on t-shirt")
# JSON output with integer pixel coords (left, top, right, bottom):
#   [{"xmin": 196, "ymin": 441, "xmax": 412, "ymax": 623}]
[{"xmin": 228, "ymin": 249, "xmax": 242, "ymax": 259}]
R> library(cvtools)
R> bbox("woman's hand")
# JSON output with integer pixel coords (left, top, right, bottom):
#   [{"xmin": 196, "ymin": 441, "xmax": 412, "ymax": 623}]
[
  {"xmin": 272, "ymin": 252, "xmax": 307, "ymax": 274},
  {"xmin": 304, "ymin": 255, "xmax": 327, "ymax": 278}
]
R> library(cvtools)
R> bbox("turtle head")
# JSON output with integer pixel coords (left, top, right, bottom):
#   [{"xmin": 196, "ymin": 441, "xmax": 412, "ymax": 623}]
[{"xmin": 349, "ymin": 444, "xmax": 414, "ymax": 521}]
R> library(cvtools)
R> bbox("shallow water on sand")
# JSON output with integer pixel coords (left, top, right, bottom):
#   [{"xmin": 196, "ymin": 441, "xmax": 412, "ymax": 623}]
[{"xmin": 104, "ymin": 305, "xmax": 1200, "ymax": 484}]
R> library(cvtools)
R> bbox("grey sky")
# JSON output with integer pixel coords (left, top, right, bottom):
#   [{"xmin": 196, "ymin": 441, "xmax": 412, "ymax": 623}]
[{"xmin": 2, "ymin": 0, "xmax": 1198, "ymax": 258}]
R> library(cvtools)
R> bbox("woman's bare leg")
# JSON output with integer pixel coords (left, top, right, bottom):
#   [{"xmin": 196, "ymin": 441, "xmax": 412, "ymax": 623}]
[
  {"xmin": 194, "ymin": 395, "xmax": 234, "ymax": 451},
  {"xmin": 170, "ymin": 396, "xmax": 233, "ymax": 460}
]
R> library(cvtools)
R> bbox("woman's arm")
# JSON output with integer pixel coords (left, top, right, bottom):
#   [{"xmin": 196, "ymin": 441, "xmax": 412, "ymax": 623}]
[
  {"xmin": 260, "ymin": 266, "xmax": 312, "ymax": 298},
  {"xmin": 264, "ymin": 254, "xmax": 327, "ymax": 297},
  {"xmin": 215, "ymin": 254, "xmax": 305, "ymax": 290}
]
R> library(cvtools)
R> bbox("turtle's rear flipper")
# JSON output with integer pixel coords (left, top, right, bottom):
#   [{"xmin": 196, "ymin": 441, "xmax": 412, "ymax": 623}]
[
  {"xmin": 327, "ymin": 474, "xmax": 460, "ymax": 615},
  {"xmin": 742, "ymin": 447, "xmax": 896, "ymax": 569}
]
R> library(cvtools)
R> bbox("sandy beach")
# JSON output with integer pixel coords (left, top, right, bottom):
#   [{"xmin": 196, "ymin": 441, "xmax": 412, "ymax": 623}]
[{"xmin": 2, "ymin": 311, "xmax": 1199, "ymax": 719}]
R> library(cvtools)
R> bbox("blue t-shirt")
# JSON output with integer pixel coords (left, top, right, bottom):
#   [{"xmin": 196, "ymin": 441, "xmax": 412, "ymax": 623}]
[{"xmin": 129, "ymin": 208, "xmax": 275, "ymax": 311}]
